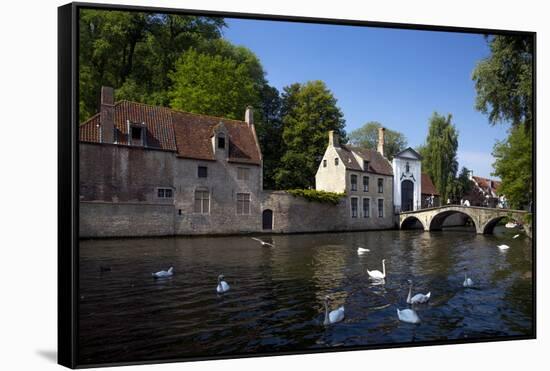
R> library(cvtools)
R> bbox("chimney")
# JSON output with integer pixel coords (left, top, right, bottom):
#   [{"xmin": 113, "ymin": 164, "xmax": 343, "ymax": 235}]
[
  {"xmin": 377, "ymin": 127, "xmax": 385, "ymax": 156},
  {"xmin": 100, "ymin": 86, "xmax": 115, "ymax": 143},
  {"xmin": 245, "ymin": 106, "xmax": 254, "ymax": 127},
  {"xmin": 328, "ymin": 130, "xmax": 340, "ymax": 147}
]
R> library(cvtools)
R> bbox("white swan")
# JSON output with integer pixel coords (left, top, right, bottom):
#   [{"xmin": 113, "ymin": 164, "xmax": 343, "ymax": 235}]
[
  {"xmin": 513, "ymin": 234, "xmax": 520, "ymax": 239},
  {"xmin": 463, "ymin": 268, "xmax": 474, "ymax": 288},
  {"xmin": 367, "ymin": 259, "xmax": 386, "ymax": 280},
  {"xmin": 216, "ymin": 274, "xmax": 230, "ymax": 293},
  {"xmin": 251, "ymin": 237, "xmax": 274, "ymax": 247},
  {"xmin": 505, "ymin": 221, "xmax": 518, "ymax": 229},
  {"xmin": 397, "ymin": 308, "xmax": 420, "ymax": 324},
  {"xmin": 406, "ymin": 280, "xmax": 431, "ymax": 304},
  {"xmin": 323, "ymin": 296, "xmax": 345, "ymax": 325},
  {"xmin": 357, "ymin": 247, "xmax": 370, "ymax": 254},
  {"xmin": 498, "ymin": 244, "xmax": 510, "ymax": 250},
  {"xmin": 152, "ymin": 266, "xmax": 174, "ymax": 278}
]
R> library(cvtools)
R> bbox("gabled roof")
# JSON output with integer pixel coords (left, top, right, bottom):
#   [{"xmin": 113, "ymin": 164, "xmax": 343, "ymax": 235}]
[
  {"xmin": 79, "ymin": 100, "xmax": 262, "ymax": 165},
  {"xmin": 394, "ymin": 147, "xmax": 422, "ymax": 160},
  {"xmin": 472, "ymin": 176, "xmax": 501, "ymax": 196},
  {"xmin": 336, "ymin": 144, "xmax": 393, "ymax": 176},
  {"xmin": 421, "ymin": 173, "xmax": 440, "ymax": 196}
]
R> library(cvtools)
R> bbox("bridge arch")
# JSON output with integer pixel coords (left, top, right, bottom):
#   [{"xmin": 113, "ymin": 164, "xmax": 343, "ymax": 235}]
[
  {"xmin": 400, "ymin": 215, "xmax": 427, "ymax": 230},
  {"xmin": 481, "ymin": 215, "xmax": 506, "ymax": 234},
  {"xmin": 428, "ymin": 210, "xmax": 477, "ymax": 232}
]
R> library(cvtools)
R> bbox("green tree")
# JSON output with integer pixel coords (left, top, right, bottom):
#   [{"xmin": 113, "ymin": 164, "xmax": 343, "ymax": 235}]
[
  {"xmin": 256, "ymin": 85, "xmax": 284, "ymax": 189},
  {"xmin": 168, "ymin": 43, "xmax": 265, "ymax": 120},
  {"xmin": 275, "ymin": 81, "xmax": 347, "ymax": 189},
  {"xmin": 419, "ymin": 112, "xmax": 459, "ymax": 202},
  {"xmin": 348, "ymin": 121, "xmax": 407, "ymax": 160},
  {"xmin": 472, "ymin": 35, "xmax": 533, "ymax": 131},
  {"xmin": 78, "ymin": 9, "xmax": 225, "ymax": 122},
  {"xmin": 492, "ymin": 126, "xmax": 532, "ymax": 209},
  {"xmin": 447, "ymin": 167, "xmax": 473, "ymax": 203}
]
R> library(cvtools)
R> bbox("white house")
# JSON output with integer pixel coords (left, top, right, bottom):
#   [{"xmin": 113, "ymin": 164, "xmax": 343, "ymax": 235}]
[{"xmin": 392, "ymin": 147, "xmax": 423, "ymax": 212}]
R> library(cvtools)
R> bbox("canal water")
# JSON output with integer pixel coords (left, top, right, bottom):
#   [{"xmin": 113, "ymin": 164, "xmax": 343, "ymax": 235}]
[{"xmin": 78, "ymin": 226, "xmax": 533, "ymax": 365}]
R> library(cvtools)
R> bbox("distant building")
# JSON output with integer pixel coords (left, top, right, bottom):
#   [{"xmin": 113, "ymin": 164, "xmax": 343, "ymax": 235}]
[
  {"xmin": 421, "ymin": 173, "xmax": 440, "ymax": 208},
  {"xmin": 315, "ymin": 129, "xmax": 394, "ymax": 226},
  {"xmin": 464, "ymin": 171, "xmax": 502, "ymax": 208}
]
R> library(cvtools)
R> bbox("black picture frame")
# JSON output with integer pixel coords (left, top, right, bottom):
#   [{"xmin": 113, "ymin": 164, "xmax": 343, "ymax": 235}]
[{"xmin": 58, "ymin": 2, "xmax": 536, "ymax": 368}]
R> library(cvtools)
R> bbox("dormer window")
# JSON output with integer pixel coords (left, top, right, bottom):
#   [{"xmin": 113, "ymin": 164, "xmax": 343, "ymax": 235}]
[
  {"xmin": 364, "ymin": 160, "xmax": 370, "ymax": 171},
  {"xmin": 218, "ymin": 134, "xmax": 226, "ymax": 149},
  {"xmin": 128, "ymin": 121, "xmax": 146, "ymax": 147}
]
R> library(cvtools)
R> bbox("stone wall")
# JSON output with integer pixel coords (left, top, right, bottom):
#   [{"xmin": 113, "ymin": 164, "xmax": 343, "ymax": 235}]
[
  {"xmin": 80, "ymin": 202, "xmax": 175, "ymax": 238},
  {"xmin": 261, "ymin": 191, "xmax": 396, "ymax": 234},
  {"xmin": 80, "ymin": 143, "xmax": 396, "ymax": 238}
]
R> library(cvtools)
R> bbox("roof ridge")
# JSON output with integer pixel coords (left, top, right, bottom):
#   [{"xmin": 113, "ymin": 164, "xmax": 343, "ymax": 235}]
[{"xmin": 117, "ymin": 99, "xmax": 249, "ymax": 126}]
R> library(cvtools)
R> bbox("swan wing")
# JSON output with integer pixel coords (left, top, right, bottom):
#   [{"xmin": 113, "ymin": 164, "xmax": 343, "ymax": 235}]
[{"xmin": 329, "ymin": 307, "xmax": 345, "ymax": 324}]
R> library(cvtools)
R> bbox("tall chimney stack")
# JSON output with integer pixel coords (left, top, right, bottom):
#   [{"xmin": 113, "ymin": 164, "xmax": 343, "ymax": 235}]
[
  {"xmin": 245, "ymin": 106, "xmax": 254, "ymax": 127},
  {"xmin": 328, "ymin": 130, "xmax": 340, "ymax": 147},
  {"xmin": 377, "ymin": 127, "xmax": 385, "ymax": 156},
  {"xmin": 100, "ymin": 86, "xmax": 115, "ymax": 143}
]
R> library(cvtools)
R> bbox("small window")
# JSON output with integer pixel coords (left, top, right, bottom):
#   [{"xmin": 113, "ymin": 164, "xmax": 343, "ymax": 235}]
[
  {"xmin": 335, "ymin": 157, "xmax": 339, "ymax": 166},
  {"xmin": 378, "ymin": 198, "xmax": 384, "ymax": 218},
  {"xmin": 405, "ymin": 162, "xmax": 410, "ymax": 173},
  {"xmin": 378, "ymin": 178, "xmax": 384, "ymax": 193},
  {"xmin": 323, "ymin": 159, "xmax": 327, "ymax": 168},
  {"xmin": 351, "ymin": 174, "xmax": 357, "ymax": 191},
  {"xmin": 237, "ymin": 193, "xmax": 251, "ymax": 215},
  {"xmin": 198, "ymin": 166, "xmax": 208, "ymax": 178},
  {"xmin": 157, "ymin": 188, "xmax": 173, "ymax": 198},
  {"xmin": 218, "ymin": 134, "xmax": 225, "ymax": 149},
  {"xmin": 237, "ymin": 167, "xmax": 250, "ymax": 181},
  {"xmin": 351, "ymin": 197, "xmax": 358, "ymax": 218},
  {"xmin": 363, "ymin": 198, "xmax": 370, "ymax": 218},
  {"xmin": 364, "ymin": 160, "xmax": 369, "ymax": 170},
  {"xmin": 194, "ymin": 190, "xmax": 210, "ymax": 214},
  {"xmin": 131, "ymin": 126, "xmax": 142, "ymax": 140},
  {"xmin": 363, "ymin": 176, "xmax": 369, "ymax": 192}
]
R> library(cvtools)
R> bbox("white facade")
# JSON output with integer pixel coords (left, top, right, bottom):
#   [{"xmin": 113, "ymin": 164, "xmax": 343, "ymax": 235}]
[{"xmin": 392, "ymin": 148, "xmax": 422, "ymax": 212}]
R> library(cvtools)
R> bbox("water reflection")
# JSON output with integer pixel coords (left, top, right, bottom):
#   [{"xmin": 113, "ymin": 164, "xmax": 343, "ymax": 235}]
[{"xmin": 78, "ymin": 226, "xmax": 533, "ymax": 365}]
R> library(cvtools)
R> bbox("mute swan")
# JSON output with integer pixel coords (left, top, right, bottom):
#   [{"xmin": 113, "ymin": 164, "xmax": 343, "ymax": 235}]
[
  {"xmin": 323, "ymin": 296, "xmax": 345, "ymax": 325},
  {"xmin": 217, "ymin": 274, "xmax": 230, "ymax": 293},
  {"xmin": 397, "ymin": 308, "xmax": 420, "ymax": 324},
  {"xmin": 367, "ymin": 259, "xmax": 386, "ymax": 280},
  {"xmin": 463, "ymin": 268, "xmax": 474, "ymax": 288},
  {"xmin": 406, "ymin": 280, "xmax": 431, "ymax": 304},
  {"xmin": 251, "ymin": 237, "xmax": 274, "ymax": 247},
  {"xmin": 498, "ymin": 244, "xmax": 510, "ymax": 250},
  {"xmin": 505, "ymin": 221, "xmax": 517, "ymax": 229},
  {"xmin": 152, "ymin": 266, "xmax": 174, "ymax": 278},
  {"xmin": 357, "ymin": 247, "xmax": 370, "ymax": 254},
  {"xmin": 513, "ymin": 234, "xmax": 520, "ymax": 239}
]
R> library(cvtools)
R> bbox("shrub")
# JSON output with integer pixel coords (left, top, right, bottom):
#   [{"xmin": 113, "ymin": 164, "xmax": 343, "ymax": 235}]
[{"xmin": 286, "ymin": 189, "xmax": 345, "ymax": 205}]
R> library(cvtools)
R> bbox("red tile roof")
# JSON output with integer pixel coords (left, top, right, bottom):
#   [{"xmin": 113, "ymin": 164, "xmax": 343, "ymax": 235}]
[
  {"xmin": 472, "ymin": 176, "xmax": 501, "ymax": 196},
  {"xmin": 338, "ymin": 145, "xmax": 394, "ymax": 176},
  {"xmin": 79, "ymin": 101, "xmax": 261, "ymax": 165},
  {"xmin": 421, "ymin": 173, "xmax": 439, "ymax": 196}
]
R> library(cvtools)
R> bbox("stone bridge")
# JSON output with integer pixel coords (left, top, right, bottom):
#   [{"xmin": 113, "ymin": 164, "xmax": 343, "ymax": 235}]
[{"xmin": 399, "ymin": 205, "xmax": 527, "ymax": 234}]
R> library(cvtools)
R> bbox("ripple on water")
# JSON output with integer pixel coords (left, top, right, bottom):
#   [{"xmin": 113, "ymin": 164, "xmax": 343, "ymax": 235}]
[{"xmin": 78, "ymin": 227, "xmax": 533, "ymax": 364}]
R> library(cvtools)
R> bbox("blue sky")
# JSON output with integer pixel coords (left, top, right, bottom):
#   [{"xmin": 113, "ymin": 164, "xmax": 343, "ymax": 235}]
[{"xmin": 222, "ymin": 18, "xmax": 509, "ymax": 179}]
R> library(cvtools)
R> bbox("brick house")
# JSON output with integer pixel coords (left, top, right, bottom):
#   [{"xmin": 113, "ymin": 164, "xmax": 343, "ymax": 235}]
[{"xmin": 79, "ymin": 87, "xmax": 263, "ymax": 237}]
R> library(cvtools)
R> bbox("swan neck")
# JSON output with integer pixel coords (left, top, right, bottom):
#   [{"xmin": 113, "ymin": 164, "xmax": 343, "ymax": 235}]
[
  {"xmin": 382, "ymin": 260, "xmax": 386, "ymax": 277},
  {"xmin": 407, "ymin": 284, "xmax": 412, "ymax": 302},
  {"xmin": 324, "ymin": 301, "xmax": 329, "ymax": 323}
]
